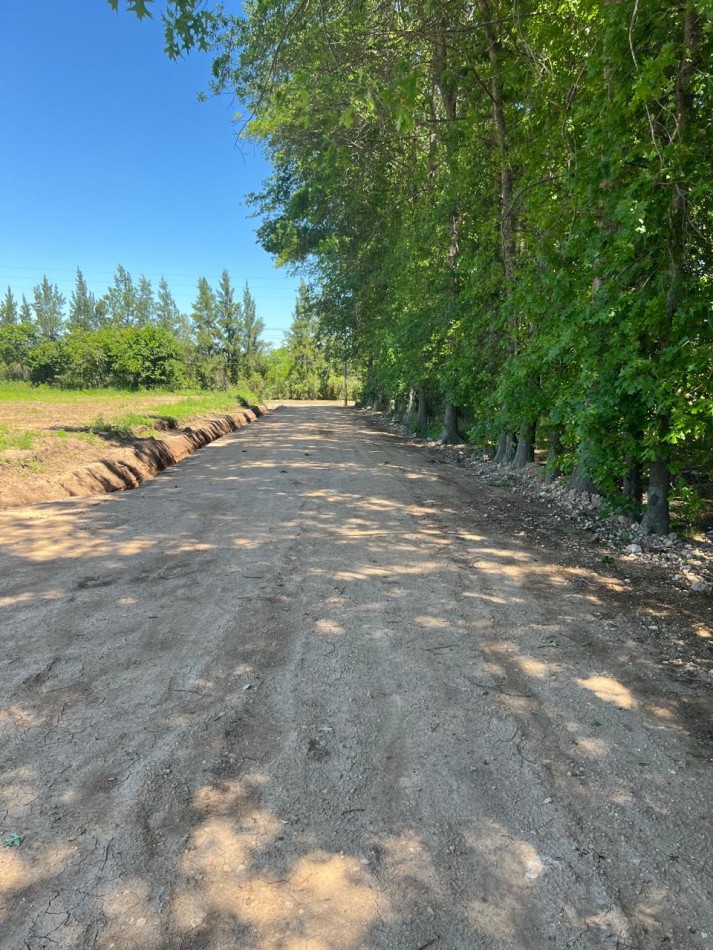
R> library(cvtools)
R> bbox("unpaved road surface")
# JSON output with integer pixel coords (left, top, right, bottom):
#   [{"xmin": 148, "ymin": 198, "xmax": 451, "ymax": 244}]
[{"xmin": 1, "ymin": 405, "xmax": 712, "ymax": 949}]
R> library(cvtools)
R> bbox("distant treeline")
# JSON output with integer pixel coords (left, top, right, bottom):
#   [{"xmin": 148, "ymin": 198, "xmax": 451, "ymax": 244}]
[{"xmin": 0, "ymin": 268, "xmax": 359, "ymax": 399}]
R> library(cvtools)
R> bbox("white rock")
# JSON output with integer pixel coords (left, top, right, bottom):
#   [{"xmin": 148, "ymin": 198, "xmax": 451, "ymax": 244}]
[{"xmin": 625, "ymin": 544, "xmax": 643, "ymax": 555}]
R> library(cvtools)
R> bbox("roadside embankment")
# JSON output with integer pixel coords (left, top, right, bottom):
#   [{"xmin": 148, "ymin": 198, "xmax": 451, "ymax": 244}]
[{"xmin": 0, "ymin": 405, "xmax": 270, "ymax": 508}]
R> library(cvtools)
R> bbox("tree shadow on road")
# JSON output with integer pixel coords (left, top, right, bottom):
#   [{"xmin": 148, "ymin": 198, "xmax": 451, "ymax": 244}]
[{"xmin": 1, "ymin": 406, "xmax": 711, "ymax": 949}]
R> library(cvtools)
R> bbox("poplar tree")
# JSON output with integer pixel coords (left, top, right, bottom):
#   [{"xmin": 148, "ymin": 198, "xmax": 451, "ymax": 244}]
[
  {"xmin": 240, "ymin": 282, "xmax": 265, "ymax": 378},
  {"xmin": 105, "ymin": 265, "xmax": 137, "ymax": 326},
  {"xmin": 32, "ymin": 276, "xmax": 65, "ymax": 341},
  {"xmin": 192, "ymin": 276, "xmax": 225, "ymax": 387},
  {"xmin": 19, "ymin": 295, "xmax": 33, "ymax": 325},
  {"xmin": 1, "ymin": 287, "xmax": 18, "ymax": 326},
  {"xmin": 135, "ymin": 275, "xmax": 156, "ymax": 326},
  {"xmin": 215, "ymin": 270, "xmax": 243, "ymax": 383},
  {"xmin": 156, "ymin": 276, "xmax": 182, "ymax": 335},
  {"xmin": 68, "ymin": 268, "xmax": 97, "ymax": 331},
  {"xmin": 286, "ymin": 282, "xmax": 325, "ymax": 398}
]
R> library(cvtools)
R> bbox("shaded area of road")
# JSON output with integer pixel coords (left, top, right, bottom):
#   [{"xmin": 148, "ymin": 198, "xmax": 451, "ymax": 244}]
[{"xmin": 0, "ymin": 405, "xmax": 711, "ymax": 949}]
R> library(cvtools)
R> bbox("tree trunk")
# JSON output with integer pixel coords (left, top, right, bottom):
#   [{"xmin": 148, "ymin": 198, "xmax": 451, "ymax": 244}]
[
  {"xmin": 416, "ymin": 389, "xmax": 428, "ymax": 433},
  {"xmin": 512, "ymin": 420, "xmax": 536, "ymax": 469},
  {"xmin": 476, "ymin": 0, "xmax": 515, "ymax": 291},
  {"xmin": 476, "ymin": 2, "xmax": 520, "ymax": 462},
  {"xmin": 493, "ymin": 433, "xmax": 516, "ymax": 465},
  {"xmin": 544, "ymin": 427, "xmax": 563, "ymax": 484},
  {"xmin": 568, "ymin": 443, "xmax": 598, "ymax": 495},
  {"xmin": 622, "ymin": 455, "xmax": 643, "ymax": 513},
  {"xmin": 640, "ymin": 458, "xmax": 670, "ymax": 535},
  {"xmin": 637, "ymin": 10, "xmax": 699, "ymax": 538},
  {"xmin": 403, "ymin": 389, "xmax": 417, "ymax": 427},
  {"xmin": 438, "ymin": 402, "xmax": 461, "ymax": 444}
]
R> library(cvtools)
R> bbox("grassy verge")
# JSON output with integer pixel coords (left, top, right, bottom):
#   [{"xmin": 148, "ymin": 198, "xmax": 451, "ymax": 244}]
[
  {"xmin": 0, "ymin": 383, "xmax": 261, "ymax": 440},
  {"xmin": 0, "ymin": 424, "xmax": 38, "ymax": 452},
  {"xmin": 86, "ymin": 389, "xmax": 262, "ymax": 442},
  {"xmin": 0, "ymin": 382, "xmax": 260, "ymax": 409}
]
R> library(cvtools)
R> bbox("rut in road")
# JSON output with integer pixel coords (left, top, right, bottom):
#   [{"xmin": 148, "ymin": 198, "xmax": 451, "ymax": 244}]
[{"xmin": 0, "ymin": 405, "xmax": 711, "ymax": 950}]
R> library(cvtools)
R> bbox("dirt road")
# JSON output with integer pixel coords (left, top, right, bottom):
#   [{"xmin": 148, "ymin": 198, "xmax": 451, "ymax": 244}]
[{"xmin": 1, "ymin": 405, "xmax": 711, "ymax": 949}]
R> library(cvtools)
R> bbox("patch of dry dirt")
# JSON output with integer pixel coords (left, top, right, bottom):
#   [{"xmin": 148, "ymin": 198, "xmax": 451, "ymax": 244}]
[
  {"xmin": 0, "ymin": 392, "xmax": 195, "ymax": 431},
  {"xmin": 0, "ymin": 406, "xmax": 711, "ymax": 949},
  {"xmin": 0, "ymin": 400, "xmax": 269, "ymax": 509},
  {"xmin": 370, "ymin": 410, "xmax": 713, "ymax": 690}
]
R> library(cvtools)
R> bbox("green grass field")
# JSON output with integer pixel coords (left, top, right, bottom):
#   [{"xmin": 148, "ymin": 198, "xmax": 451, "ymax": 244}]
[{"xmin": 0, "ymin": 382, "xmax": 262, "ymax": 442}]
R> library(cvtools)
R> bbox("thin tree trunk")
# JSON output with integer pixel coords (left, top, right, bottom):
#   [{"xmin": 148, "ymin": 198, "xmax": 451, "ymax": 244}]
[
  {"xmin": 438, "ymin": 402, "xmax": 461, "ymax": 444},
  {"xmin": 477, "ymin": 0, "xmax": 520, "ymax": 460},
  {"xmin": 512, "ymin": 420, "xmax": 536, "ymax": 468},
  {"xmin": 477, "ymin": 0, "xmax": 516, "ymax": 290},
  {"xmin": 416, "ymin": 388, "xmax": 428, "ymax": 433},
  {"xmin": 638, "ymin": 9, "xmax": 700, "ymax": 538},
  {"xmin": 568, "ymin": 443, "xmax": 598, "ymax": 495},
  {"xmin": 544, "ymin": 427, "xmax": 563, "ymax": 484},
  {"xmin": 640, "ymin": 458, "xmax": 670, "ymax": 535},
  {"xmin": 403, "ymin": 388, "xmax": 417, "ymax": 427},
  {"xmin": 623, "ymin": 454, "xmax": 643, "ymax": 513}
]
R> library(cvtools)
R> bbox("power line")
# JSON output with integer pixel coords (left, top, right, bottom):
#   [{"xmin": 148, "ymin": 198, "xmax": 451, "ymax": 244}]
[
  {"xmin": 0, "ymin": 264, "xmax": 299, "ymax": 285},
  {"xmin": 1, "ymin": 284, "xmax": 297, "ymax": 302}
]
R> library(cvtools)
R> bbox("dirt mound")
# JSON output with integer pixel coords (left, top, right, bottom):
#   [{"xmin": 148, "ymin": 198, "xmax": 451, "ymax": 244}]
[{"xmin": 0, "ymin": 405, "xmax": 270, "ymax": 508}]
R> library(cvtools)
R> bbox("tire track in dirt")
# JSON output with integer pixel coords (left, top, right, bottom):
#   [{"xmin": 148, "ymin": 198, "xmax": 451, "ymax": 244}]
[{"xmin": 0, "ymin": 405, "xmax": 711, "ymax": 949}]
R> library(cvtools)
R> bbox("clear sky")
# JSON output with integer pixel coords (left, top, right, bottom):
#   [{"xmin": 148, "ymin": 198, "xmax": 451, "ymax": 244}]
[{"xmin": 0, "ymin": 0, "xmax": 299, "ymax": 347}]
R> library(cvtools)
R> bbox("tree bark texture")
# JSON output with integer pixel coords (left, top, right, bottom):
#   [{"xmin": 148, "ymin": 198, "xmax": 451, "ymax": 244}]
[
  {"xmin": 403, "ymin": 389, "xmax": 417, "ymax": 426},
  {"xmin": 493, "ymin": 433, "xmax": 515, "ymax": 465},
  {"xmin": 416, "ymin": 389, "xmax": 428, "ymax": 433},
  {"xmin": 623, "ymin": 455, "xmax": 643, "ymax": 512},
  {"xmin": 512, "ymin": 420, "xmax": 536, "ymax": 469},
  {"xmin": 640, "ymin": 458, "xmax": 670, "ymax": 535},
  {"xmin": 544, "ymin": 428, "xmax": 563, "ymax": 485},
  {"xmin": 438, "ymin": 402, "xmax": 461, "ymax": 444},
  {"xmin": 568, "ymin": 451, "xmax": 598, "ymax": 495}
]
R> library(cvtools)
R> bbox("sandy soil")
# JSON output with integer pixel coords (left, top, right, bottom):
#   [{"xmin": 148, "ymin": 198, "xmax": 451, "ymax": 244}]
[
  {"xmin": 0, "ymin": 405, "xmax": 711, "ymax": 949},
  {"xmin": 0, "ymin": 397, "xmax": 274, "ymax": 509},
  {"xmin": 0, "ymin": 393, "xmax": 196, "ymax": 509},
  {"xmin": 0, "ymin": 398, "xmax": 341, "ymax": 510}
]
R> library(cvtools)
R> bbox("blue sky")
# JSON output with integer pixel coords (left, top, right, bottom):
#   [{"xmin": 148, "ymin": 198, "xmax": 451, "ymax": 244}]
[{"xmin": 0, "ymin": 0, "xmax": 299, "ymax": 346}]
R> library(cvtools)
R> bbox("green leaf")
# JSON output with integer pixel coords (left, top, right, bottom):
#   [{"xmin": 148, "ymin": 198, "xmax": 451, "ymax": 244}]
[
  {"xmin": 3, "ymin": 834, "xmax": 24, "ymax": 848},
  {"xmin": 127, "ymin": 0, "xmax": 153, "ymax": 19}
]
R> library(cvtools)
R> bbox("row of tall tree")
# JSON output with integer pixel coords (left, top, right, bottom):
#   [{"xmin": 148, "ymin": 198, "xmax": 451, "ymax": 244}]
[
  {"xmin": 0, "ymin": 267, "xmax": 268, "ymax": 390},
  {"xmin": 1, "ymin": 268, "xmax": 185, "ymax": 338},
  {"xmin": 1, "ymin": 266, "xmax": 354, "ymax": 399},
  {"xmin": 157, "ymin": 0, "xmax": 711, "ymax": 534}
]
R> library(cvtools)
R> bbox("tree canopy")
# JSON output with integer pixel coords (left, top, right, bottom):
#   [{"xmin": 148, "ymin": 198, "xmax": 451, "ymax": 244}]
[{"xmin": 134, "ymin": 0, "xmax": 709, "ymax": 534}]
